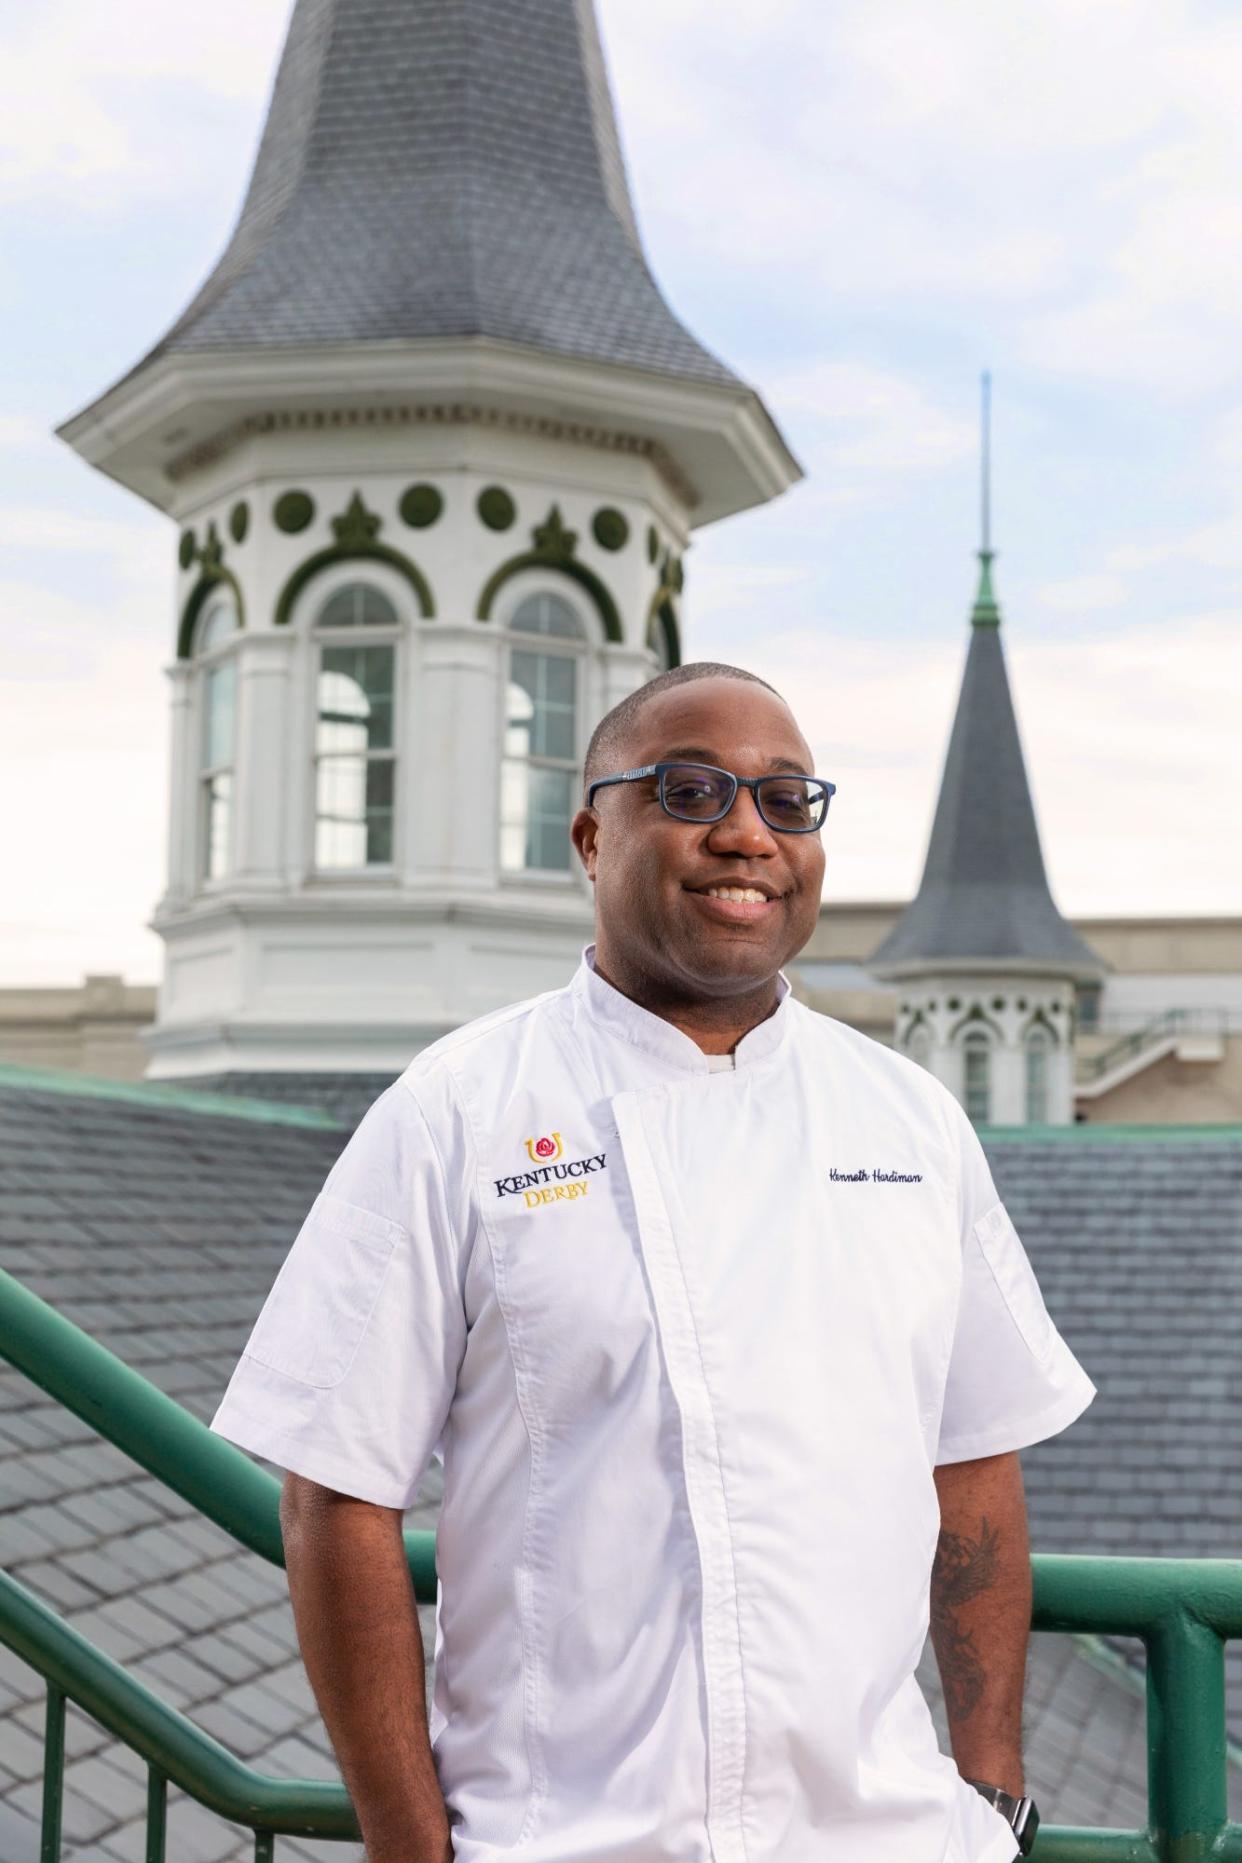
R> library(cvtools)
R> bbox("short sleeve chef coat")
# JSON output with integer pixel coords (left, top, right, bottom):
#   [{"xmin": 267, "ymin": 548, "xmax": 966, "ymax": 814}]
[{"xmin": 213, "ymin": 950, "xmax": 1094, "ymax": 1863}]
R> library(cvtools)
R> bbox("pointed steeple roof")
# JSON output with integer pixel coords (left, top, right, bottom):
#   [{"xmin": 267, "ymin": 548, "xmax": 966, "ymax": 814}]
[
  {"xmin": 871, "ymin": 386, "xmax": 1103, "ymax": 979},
  {"xmin": 124, "ymin": 0, "xmax": 739, "ymax": 387}
]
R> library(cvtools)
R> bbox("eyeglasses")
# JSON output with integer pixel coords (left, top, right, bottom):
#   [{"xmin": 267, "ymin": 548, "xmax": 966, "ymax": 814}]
[{"xmin": 586, "ymin": 762, "xmax": 835, "ymax": 834}]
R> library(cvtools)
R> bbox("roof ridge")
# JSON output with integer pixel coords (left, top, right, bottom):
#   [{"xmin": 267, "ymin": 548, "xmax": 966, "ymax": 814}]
[
  {"xmin": 0, "ymin": 1063, "xmax": 345, "ymax": 1130},
  {"xmin": 980, "ymin": 1122, "xmax": 1242, "ymax": 1142}
]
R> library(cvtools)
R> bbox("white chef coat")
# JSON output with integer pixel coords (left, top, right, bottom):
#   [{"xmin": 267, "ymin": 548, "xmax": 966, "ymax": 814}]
[{"xmin": 212, "ymin": 950, "xmax": 1094, "ymax": 1863}]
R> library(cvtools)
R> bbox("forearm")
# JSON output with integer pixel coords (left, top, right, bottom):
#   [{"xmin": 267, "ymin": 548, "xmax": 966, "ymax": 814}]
[
  {"xmin": 280, "ymin": 1475, "xmax": 450, "ymax": 1863},
  {"xmin": 930, "ymin": 1450, "xmax": 1031, "ymax": 1794}
]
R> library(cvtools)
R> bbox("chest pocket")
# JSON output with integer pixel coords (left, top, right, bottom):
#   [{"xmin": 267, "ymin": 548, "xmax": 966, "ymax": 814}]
[{"xmin": 244, "ymin": 1193, "xmax": 399, "ymax": 1389}]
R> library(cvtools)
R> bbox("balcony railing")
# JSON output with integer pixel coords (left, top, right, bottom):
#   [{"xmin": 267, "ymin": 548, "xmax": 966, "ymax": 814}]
[{"xmin": 2, "ymin": 1263, "xmax": 1241, "ymax": 1861}]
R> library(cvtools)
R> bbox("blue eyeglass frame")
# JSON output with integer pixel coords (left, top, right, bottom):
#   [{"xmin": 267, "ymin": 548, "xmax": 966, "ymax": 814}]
[{"xmin": 585, "ymin": 761, "xmax": 836, "ymax": 834}]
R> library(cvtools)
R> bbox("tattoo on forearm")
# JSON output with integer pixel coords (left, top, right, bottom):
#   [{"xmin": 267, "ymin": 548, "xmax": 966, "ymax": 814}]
[{"xmin": 931, "ymin": 1516, "xmax": 1001, "ymax": 1723}]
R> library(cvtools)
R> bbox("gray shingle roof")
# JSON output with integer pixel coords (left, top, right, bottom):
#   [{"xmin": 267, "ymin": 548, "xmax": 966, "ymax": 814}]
[
  {"xmin": 3, "ymin": 1072, "xmax": 1242, "ymax": 1852},
  {"xmin": 125, "ymin": 0, "xmax": 740, "ymax": 391},
  {"xmin": 871, "ymin": 556, "xmax": 1105, "ymax": 975}
]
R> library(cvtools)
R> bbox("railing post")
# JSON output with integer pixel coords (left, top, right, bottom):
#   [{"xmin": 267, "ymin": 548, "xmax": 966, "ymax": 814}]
[
  {"xmin": 1145, "ymin": 1611, "xmax": 1227, "ymax": 1863},
  {"xmin": 145, "ymin": 1767, "xmax": 167, "ymax": 1863},
  {"xmin": 40, "ymin": 1684, "xmax": 65, "ymax": 1863}
]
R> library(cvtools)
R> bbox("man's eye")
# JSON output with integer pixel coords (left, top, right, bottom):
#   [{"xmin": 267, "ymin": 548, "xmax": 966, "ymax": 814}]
[
  {"xmin": 667, "ymin": 781, "xmax": 714, "ymax": 803},
  {"xmin": 764, "ymin": 785, "xmax": 813, "ymax": 819}
]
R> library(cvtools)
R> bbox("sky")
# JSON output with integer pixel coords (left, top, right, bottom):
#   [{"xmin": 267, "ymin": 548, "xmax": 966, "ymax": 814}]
[{"xmin": 2, "ymin": 0, "xmax": 1241, "ymax": 987}]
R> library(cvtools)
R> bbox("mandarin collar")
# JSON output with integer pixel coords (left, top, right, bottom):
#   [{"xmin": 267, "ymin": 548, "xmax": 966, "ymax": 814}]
[{"xmin": 570, "ymin": 945, "xmax": 791, "ymax": 1076}]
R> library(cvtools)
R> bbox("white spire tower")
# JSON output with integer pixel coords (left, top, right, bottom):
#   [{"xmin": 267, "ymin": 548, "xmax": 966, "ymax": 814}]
[{"xmin": 58, "ymin": 0, "xmax": 799, "ymax": 1081}]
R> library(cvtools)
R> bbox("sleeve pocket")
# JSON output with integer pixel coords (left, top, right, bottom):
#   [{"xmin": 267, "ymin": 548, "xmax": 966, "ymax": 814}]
[
  {"xmin": 973, "ymin": 1202, "xmax": 1055, "ymax": 1364},
  {"xmin": 244, "ymin": 1193, "xmax": 401, "ymax": 1389}
]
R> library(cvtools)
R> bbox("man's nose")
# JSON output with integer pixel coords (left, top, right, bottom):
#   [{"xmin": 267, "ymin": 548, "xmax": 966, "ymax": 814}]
[{"xmin": 705, "ymin": 784, "xmax": 778, "ymax": 855}]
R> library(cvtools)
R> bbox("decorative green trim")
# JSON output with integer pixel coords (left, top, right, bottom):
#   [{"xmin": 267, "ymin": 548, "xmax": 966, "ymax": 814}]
[
  {"xmin": 645, "ymin": 547, "xmax": 686, "ymax": 666},
  {"xmin": 275, "ymin": 545, "xmax": 434, "ymax": 627},
  {"xmin": 399, "ymin": 484, "xmax": 443, "ymax": 529},
  {"xmin": 648, "ymin": 599, "xmax": 682, "ymax": 669},
  {"xmin": 175, "ymin": 525, "xmax": 245, "ymax": 663},
  {"xmin": 592, "ymin": 507, "xmax": 629, "ymax": 552},
  {"xmin": 1022, "ymin": 1006, "xmax": 1060, "ymax": 1046},
  {"xmin": 971, "ymin": 549, "xmax": 1001, "ymax": 628},
  {"xmin": 178, "ymin": 530, "xmax": 196, "ymax": 571},
  {"xmin": 477, "ymin": 486, "xmax": 516, "ymax": 532},
  {"xmin": 476, "ymin": 504, "xmax": 620, "ymax": 642},
  {"xmin": 950, "ymin": 1004, "xmax": 1003, "ymax": 1044},
  {"xmin": 274, "ymin": 490, "xmax": 315, "ymax": 534},
  {"xmin": 199, "ymin": 520, "xmax": 225, "ymax": 576},
  {"xmin": 646, "ymin": 523, "xmax": 659, "ymax": 564},
  {"xmin": 331, "ymin": 491, "xmax": 381, "ymax": 548},
  {"xmin": 228, "ymin": 501, "xmax": 249, "ymax": 545}
]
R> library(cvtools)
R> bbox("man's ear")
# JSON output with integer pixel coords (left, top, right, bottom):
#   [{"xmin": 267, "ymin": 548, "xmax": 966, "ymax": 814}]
[{"xmin": 570, "ymin": 806, "xmax": 599, "ymax": 882}]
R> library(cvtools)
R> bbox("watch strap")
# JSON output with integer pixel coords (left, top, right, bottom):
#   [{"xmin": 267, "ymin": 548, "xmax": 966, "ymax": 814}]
[{"xmin": 965, "ymin": 1779, "xmax": 1040, "ymax": 1857}]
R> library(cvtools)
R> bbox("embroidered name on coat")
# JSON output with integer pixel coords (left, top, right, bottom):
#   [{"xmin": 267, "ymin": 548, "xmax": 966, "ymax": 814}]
[{"xmin": 829, "ymin": 1167, "xmax": 924, "ymax": 1183}]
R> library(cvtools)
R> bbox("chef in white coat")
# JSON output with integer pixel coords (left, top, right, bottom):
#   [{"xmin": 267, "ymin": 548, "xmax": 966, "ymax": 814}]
[{"xmin": 213, "ymin": 662, "xmax": 1094, "ymax": 1863}]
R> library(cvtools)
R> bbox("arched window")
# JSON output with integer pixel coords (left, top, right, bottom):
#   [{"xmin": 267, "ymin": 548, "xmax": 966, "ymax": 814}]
[
  {"xmin": 501, "ymin": 592, "xmax": 583, "ymax": 875},
  {"xmin": 313, "ymin": 582, "xmax": 399, "ymax": 870},
  {"xmin": 962, "ymin": 1030, "xmax": 992, "ymax": 1125},
  {"xmin": 1025, "ymin": 1028, "xmax": 1051, "ymax": 1124},
  {"xmin": 905, "ymin": 1025, "xmax": 931, "ymax": 1071},
  {"xmin": 195, "ymin": 591, "xmax": 240, "ymax": 881}
]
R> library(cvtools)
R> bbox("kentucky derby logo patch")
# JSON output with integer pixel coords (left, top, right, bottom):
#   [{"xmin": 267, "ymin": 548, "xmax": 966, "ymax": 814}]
[{"xmin": 495, "ymin": 1139, "xmax": 608, "ymax": 1209}]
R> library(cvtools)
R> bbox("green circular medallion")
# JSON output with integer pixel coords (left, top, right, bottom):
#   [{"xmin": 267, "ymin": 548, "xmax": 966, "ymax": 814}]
[
  {"xmin": 477, "ymin": 486, "xmax": 516, "ymax": 532},
  {"xmin": 274, "ymin": 490, "xmax": 315, "ymax": 534},
  {"xmin": 400, "ymin": 484, "xmax": 443, "ymax": 529},
  {"xmin": 229, "ymin": 501, "xmax": 249, "ymax": 544},
  {"xmin": 592, "ymin": 507, "xmax": 629, "ymax": 552},
  {"xmin": 178, "ymin": 530, "xmax": 196, "ymax": 570}
]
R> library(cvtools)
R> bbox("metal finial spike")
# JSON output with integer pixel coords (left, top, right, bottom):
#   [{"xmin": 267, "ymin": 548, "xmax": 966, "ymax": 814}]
[{"xmin": 981, "ymin": 370, "xmax": 992, "ymax": 557}]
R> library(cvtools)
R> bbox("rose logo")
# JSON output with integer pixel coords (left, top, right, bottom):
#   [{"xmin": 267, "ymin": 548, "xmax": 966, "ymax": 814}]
[{"xmin": 524, "ymin": 1132, "xmax": 564, "ymax": 1163}]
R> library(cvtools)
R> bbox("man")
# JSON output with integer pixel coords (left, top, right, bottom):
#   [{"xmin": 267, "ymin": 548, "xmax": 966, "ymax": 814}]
[{"xmin": 212, "ymin": 663, "xmax": 1094, "ymax": 1863}]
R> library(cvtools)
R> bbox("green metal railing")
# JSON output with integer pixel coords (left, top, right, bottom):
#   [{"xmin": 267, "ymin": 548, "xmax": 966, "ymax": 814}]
[{"xmin": 2, "ymin": 1262, "xmax": 1242, "ymax": 1861}]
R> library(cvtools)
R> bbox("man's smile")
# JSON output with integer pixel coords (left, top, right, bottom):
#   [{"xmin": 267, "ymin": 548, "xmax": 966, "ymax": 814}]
[{"xmin": 686, "ymin": 876, "xmax": 788, "ymax": 921}]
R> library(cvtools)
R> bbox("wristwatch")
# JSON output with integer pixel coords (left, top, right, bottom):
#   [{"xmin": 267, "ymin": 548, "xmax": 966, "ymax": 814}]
[{"xmin": 966, "ymin": 1779, "xmax": 1039, "ymax": 1857}]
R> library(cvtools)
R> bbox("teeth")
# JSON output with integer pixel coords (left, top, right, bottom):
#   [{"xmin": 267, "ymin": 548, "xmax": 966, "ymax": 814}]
[{"xmin": 704, "ymin": 886, "xmax": 768, "ymax": 903}]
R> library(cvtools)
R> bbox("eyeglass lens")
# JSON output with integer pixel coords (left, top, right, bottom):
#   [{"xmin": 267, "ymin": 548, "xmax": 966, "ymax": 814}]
[{"xmin": 660, "ymin": 765, "xmax": 829, "ymax": 831}]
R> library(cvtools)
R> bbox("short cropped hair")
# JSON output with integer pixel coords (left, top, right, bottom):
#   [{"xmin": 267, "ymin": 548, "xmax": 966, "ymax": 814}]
[{"xmin": 583, "ymin": 662, "xmax": 784, "ymax": 792}]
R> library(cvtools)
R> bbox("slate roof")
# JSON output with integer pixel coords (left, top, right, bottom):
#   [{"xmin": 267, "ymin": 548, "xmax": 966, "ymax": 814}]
[
  {"xmin": 3, "ymin": 1068, "xmax": 1242, "ymax": 1856},
  {"xmin": 871, "ymin": 555, "xmax": 1105, "ymax": 976},
  {"xmin": 101, "ymin": 0, "xmax": 740, "ymax": 396}
]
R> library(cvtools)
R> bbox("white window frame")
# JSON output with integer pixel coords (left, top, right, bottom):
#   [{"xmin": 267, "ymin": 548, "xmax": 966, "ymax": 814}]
[
  {"xmin": 1024, "ymin": 1026, "xmax": 1052, "ymax": 1124},
  {"xmin": 497, "ymin": 580, "xmax": 595, "ymax": 886},
  {"xmin": 193, "ymin": 590, "xmax": 241, "ymax": 889},
  {"xmin": 961, "ymin": 1029, "xmax": 993, "ymax": 1125},
  {"xmin": 308, "ymin": 573, "xmax": 404, "ymax": 877}
]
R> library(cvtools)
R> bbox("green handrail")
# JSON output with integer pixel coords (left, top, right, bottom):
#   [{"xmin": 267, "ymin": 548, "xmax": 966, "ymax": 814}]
[
  {"xmin": 5, "ymin": 1263, "xmax": 1242, "ymax": 1860},
  {"xmin": 0, "ymin": 1567, "xmax": 358, "ymax": 1842},
  {"xmin": 0, "ymin": 1264, "xmax": 435, "ymax": 1597}
]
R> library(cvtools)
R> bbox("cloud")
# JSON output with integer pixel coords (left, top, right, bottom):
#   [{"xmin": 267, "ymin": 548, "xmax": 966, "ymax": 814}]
[
  {"xmin": 770, "ymin": 362, "xmax": 975, "ymax": 480},
  {"xmin": 687, "ymin": 608, "xmax": 1242, "ymax": 915},
  {"xmin": 1033, "ymin": 574, "xmax": 1127, "ymax": 615},
  {"xmin": 0, "ymin": 0, "xmax": 286, "ymax": 208}
]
